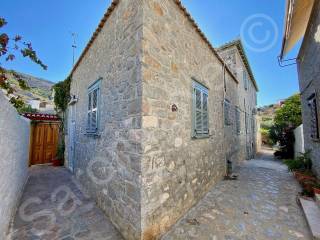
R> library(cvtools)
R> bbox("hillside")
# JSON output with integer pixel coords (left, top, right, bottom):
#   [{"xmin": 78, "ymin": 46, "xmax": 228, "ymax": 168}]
[
  {"xmin": 5, "ymin": 71, "xmax": 54, "ymax": 102},
  {"xmin": 257, "ymin": 102, "xmax": 283, "ymax": 146},
  {"xmin": 3, "ymin": 71, "xmax": 56, "ymax": 113}
]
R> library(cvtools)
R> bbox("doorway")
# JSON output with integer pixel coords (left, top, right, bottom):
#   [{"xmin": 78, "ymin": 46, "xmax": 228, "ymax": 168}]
[{"xmin": 30, "ymin": 122, "xmax": 59, "ymax": 165}]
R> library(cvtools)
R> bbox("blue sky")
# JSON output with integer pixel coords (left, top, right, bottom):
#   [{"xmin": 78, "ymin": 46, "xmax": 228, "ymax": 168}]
[{"xmin": 1, "ymin": 0, "xmax": 301, "ymax": 106}]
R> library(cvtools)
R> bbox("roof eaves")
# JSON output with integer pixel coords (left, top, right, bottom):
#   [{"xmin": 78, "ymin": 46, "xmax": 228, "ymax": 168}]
[
  {"xmin": 173, "ymin": 0, "xmax": 238, "ymax": 84},
  {"xmin": 69, "ymin": 0, "xmax": 239, "ymax": 85},
  {"xmin": 70, "ymin": 0, "xmax": 120, "ymax": 76}
]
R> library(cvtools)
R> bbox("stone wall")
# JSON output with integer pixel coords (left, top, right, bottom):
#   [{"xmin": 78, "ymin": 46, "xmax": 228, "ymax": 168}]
[
  {"xmin": 0, "ymin": 92, "xmax": 30, "ymax": 239},
  {"xmin": 256, "ymin": 116, "xmax": 262, "ymax": 153},
  {"xmin": 69, "ymin": 0, "xmax": 143, "ymax": 239},
  {"xmin": 68, "ymin": 0, "xmax": 259, "ymax": 239},
  {"xmin": 224, "ymin": 72, "xmax": 241, "ymax": 169},
  {"xmin": 140, "ymin": 0, "xmax": 237, "ymax": 238},
  {"xmin": 298, "ymin": 0, "xmax": 320, "ymax": 176},
  {"xmin": 294, "ymin": 125, "xmax": 305, "ymax": 159},
  {"xmin": 218, "ymin": 45, "xmax": 258, "ymax": 162}
]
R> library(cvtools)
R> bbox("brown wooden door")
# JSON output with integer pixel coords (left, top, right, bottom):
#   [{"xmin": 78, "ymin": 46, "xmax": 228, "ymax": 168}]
[{"xmin": 30, "ymin": 123, "xmax": 59, "ymax": 165}]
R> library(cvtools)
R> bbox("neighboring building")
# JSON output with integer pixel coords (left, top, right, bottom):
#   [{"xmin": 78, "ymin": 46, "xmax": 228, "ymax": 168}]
[
  {"xmin": 66, "ymin": 1, "xmax": 257, "ymax": 239},
  {"xmin": 27, "ymin": 98, "xmax": 55, "ymax": 113},
  {"xmin": 280, "ymin": 0, "xmax": 320, "ymax": 176},
  {"xmin": 4, "ymin": 70, "xmax": 55, "ymax": 113},
  {"xmin": 217, "ymin": 40, "xmax": 259, "ymax": 162}
]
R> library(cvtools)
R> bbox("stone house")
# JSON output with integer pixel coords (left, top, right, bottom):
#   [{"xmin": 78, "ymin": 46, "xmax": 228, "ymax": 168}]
[
  {"xmin": 66, "ymin": 0, "xmax": 257, "ymax": 239},
  {"xmin": 217, "ymin": 40, "xmax": 259, "ymax": 164},
  {"xmin": 280, "ymin": 0, "xmax": 320, "ymax": 176}
]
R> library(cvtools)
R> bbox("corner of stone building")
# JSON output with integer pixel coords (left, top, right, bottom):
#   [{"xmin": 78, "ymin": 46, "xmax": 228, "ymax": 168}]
[{"xmin": 139, "ymin": 0, "xmax": 227, "ymax": 239}]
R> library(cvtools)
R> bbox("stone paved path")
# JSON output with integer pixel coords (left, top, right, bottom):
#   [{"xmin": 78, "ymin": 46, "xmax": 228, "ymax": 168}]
[
  {"xmin": 162, "ymin": 149, "xmax": 312, "ymax": 240},
  {"xmin": 8, "ymin": 150, "xmax": 312, "ymax": 240},
  {"xmin": 7, "ymin": 166, "xmax": 123, "ymax": 240}
]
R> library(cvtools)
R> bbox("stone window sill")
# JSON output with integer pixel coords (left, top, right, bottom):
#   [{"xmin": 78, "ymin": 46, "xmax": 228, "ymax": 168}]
[
  {"xmin": 192, "ymin": 135, "xmax": 210, "ymax": 140},
  {"xmin": 84, "ymin": 132, "xmax": 101, "ymax": 138},
  {"xmin": 311, "ymin": 138, "xmax": 320, "ymax": 143}
]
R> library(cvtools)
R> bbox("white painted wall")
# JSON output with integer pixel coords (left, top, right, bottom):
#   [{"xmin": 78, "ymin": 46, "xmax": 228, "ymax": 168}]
[
  {"xmin": 294, "ymin": 124, "xmax": 305, "ymax": 158},
  {"xmin": 0, "ymin": 92, "xmax": 30, "ymax": 239}
]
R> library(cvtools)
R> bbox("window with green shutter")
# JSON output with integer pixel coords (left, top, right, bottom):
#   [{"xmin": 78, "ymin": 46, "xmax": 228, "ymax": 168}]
[
  {"xmin": 308, "ymin": 93, "xmax": 320, "ymax": 140},
  {"xmin": 243, "ymin": 71, "xmax": 248, "ymax": 90},
  {"xmin": 87, "ymin": 79, "xmax": 101, "ymax": 134},
  {"xmin": 235, "ymin": 107, "xmax": 241, "ymax": 135},
  {"xmin": 192, "ymin": 81, "xmax": 209, "ymax": 138},
  {"xmin": 224, "ymin": 99, "xmax": 232, "ymax": 126}
]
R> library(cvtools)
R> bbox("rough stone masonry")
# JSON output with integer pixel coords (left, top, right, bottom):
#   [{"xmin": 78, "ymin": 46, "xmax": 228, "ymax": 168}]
[{"xmin": 67, "ymin": 0, "xmax": 253, "ymax": 239}]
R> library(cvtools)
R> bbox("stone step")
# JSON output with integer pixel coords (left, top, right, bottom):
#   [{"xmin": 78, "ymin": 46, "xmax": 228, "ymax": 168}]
[{"xmin": 299, "ymin": 197, "xmax": 320, "ymax": 239}]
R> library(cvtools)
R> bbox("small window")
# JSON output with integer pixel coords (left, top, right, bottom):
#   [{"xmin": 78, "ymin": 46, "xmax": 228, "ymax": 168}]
[
  {"xmin": 245, "ymin": 112, "xmax": 248, "ymax": 134},
  {"xmin": 235, "ymin": 107, "xmax": 241, "ymax": 135},
  {"xmin": 308, "ymin": 93, "xmax": 319, "ymax": 140},
  {"xmin": 224, "ymin": 99, "xmax": 232, "ymax": 126},
  {"xmin": 87, "ymin": 79, "xmax": 101, "ymax": 134},
  {"xmin": 251, "ymin": 116, "xmax": 255, "ymax": 134},
  {"xmin": 192, "ymin": 81, "xmax": 209, "ymax": 138},
  {"xmin": 243, "ymin": 71, "xmax": 248, "ymax": 90}
]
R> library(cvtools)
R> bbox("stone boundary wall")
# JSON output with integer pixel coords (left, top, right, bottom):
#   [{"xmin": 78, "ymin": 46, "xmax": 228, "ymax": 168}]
[
  {"xmin": 0, "ymin": 92, "xmax": 30, "ymax": 239},
  {"xmin": 294, "ymin": 125, "xmax": 304, "ymax": 159}
]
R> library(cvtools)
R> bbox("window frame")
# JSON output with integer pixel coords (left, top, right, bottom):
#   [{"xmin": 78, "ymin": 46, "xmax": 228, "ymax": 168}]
[
  {"xmin": 243, "ymin": 70, "xmax": 248, "ymax": 91},
  {"xmin": 235, "ymin": 106, "xmax": 241, "ymax": 135},
  {"xmin": 308, "ymin": 92, "xmax": 320, "ymax": 140},
  {"xmin": 86, "ymin": 78, "xmax": 102, "ymax": 134},
  {"xmin": 192, "ymin": 80, "xmax": 209, "ymax": 139},
  {"xmin": 224, "ymin": 98, "xmax": 232, "ymax": 126}
]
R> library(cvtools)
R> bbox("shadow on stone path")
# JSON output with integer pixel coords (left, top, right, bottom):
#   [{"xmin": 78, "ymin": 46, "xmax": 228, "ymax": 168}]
[
  {"xmin": 7, "ymin": 166, "xmax": 123, "ymax": 240},
  {"xmin": 162, "ymin": 149, "xmax": 312, "ymax": 240},
  {"xmin": 7, "ymin": 150, "xmax": 312, "ymax": 240}
]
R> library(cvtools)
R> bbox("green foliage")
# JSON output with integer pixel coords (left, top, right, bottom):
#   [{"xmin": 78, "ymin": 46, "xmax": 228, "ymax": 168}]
[
  {"xmin": 53, "ymin": 75, "xmax": 71, "ymax": 112},
  {"xmin": 260, "ymin": 128, "xmax": 274, "ymax": 146},
  {"xmin": 270, "ymin": 94, "xmax": 302, "ymax": 158},
  {"xmin": 296, "ymin": 150, "xmax": 312, "ymax": 170},
  {"xmin": 260, "ymin": 119, "xmax": 273, "ymax": 129},
  {"xmin": 0, "ymin": 16, "xmax": 47, "ymax": 110},
  {"xmin": 9, "ymin": 97, "xmax": 24, "ymax": 109},
  {"xmin": 8, "ymin": 96, "xmax": 37, "ymax": 114},
  {"xmin": 284, "ymin": 150, "xmax": 312, "ymax": 171},
  {"xmin": 17, "ymin": 105, "xmax": 37, "ymax": 114},
  {"xmin": 284, "ymin": 159, "xmax": 304, "ymax": 171},
  {"xmin": 274, "ymin": 94, "xmax": 302, "ymax": 127},
  {"xmin": 57, "ymin": 139, "xmax": 65, "ymax": 160}
]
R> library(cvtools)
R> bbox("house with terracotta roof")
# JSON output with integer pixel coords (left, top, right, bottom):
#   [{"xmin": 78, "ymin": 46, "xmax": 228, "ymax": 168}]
[{"xmin": 65, "ymin": 0, "xmax": 257, "ymax": 239}]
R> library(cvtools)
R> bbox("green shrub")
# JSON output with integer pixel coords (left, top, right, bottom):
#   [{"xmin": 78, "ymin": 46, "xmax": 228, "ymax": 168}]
[
  {"xmin": 284, "ymin": 150, "xmax": 312, "ymax": 171},
  {"xmin": 284, "ymin": 159, "xmax": 304, "ymax": 171}
]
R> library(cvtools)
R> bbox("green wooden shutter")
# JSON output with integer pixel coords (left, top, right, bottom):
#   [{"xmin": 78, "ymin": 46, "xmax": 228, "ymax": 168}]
[
  {"xmin": 202, "ymin": 92, "xmax": 208, "ymax": 133},
  {"xmin": 92, "ymin": 88, "xmax": 98, "ymax": 131},
  {"xmin": 192, "ymin": 81, "xmax": 209, "ymax": 138},
  {"xmin": 224, "ymin": 99, "xmax": 231, "ymax": 125},
  {"xmin": 236, "ymin": 107, "xmax": 241, "ymax": 134},
  {"xmin": 195, "ymin": 88, "xmax": 203, "ymax": 135},
  {"xmin": 87, "ymin": 92, "xmax": 92, "ymax": 131},
  {"xmin": 87, "ymin": 79, "xmax": 101, "ymax": 134},
  {"xmin": 243, "ymin": 71, "xmax": 248, "ymax": 90}
]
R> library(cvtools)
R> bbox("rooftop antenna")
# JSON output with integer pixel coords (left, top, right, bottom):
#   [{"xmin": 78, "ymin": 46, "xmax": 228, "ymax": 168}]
[{"xmin": 71, "ymin": 32, "xmax": 77, "ymax": 67}]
